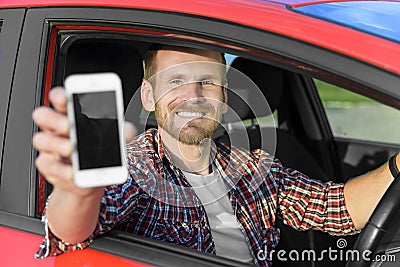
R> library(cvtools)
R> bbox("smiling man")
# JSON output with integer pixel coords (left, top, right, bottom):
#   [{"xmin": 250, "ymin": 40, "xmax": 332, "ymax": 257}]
[
  {"xmin": 141, "ymin": 46, "xmax": 228, "ymax": 174},
  {"xmin": 33, "ymin": 44, "xmax": 399, "ymax": 266}
]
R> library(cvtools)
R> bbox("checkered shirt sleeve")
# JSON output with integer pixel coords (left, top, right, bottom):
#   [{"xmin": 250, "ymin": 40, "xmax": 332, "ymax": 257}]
[{"xmin": 275, "ymin": 161, "xmax": 358, "ymax": 235}]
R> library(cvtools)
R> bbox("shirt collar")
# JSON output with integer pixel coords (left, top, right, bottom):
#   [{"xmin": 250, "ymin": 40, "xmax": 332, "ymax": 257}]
[
  {"xmin": 149, "ymin": 128, "xmax": 256, "ymax": 190},
  {"xmin": 154, "ymin": 128, "xmax": 167, "ymax": 160}
]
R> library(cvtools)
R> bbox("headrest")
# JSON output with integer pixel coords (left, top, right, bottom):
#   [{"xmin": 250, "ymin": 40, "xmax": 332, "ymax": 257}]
[
  {"xmin": 64, "ymin": 41, "xmax": 144, "ymax": 112},
  {"xmin": 224, "ymin": 57, "xmax": 284, "ymax": 122}
]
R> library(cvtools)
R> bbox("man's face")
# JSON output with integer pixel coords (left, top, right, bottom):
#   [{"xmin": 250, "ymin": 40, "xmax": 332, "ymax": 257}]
[{"xmin": 147, "ymin": 49, "xmax": 227, "ymax": 145}]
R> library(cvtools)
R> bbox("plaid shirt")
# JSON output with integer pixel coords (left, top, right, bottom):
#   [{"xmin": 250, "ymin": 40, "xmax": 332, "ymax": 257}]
[{"xmin": 36, "ymin": 128, "xmax": 357, "ymax": 266}]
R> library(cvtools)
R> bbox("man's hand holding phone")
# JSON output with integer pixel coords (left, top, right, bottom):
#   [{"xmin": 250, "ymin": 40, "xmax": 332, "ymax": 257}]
[
  {"xmin": 33, "ymin": 87, "xmax": 97, "ymax": 195},
  {"xmin": 33, "ymin": 87, "xmax": 106, "ymax": 244},
  {"xmin": 34, "ymin": 76, "xmax": 134, "ymax": 190},
  {"xmin": 64, "ymin": 73, "xmax": 128, "ymax": 188},
  {"xmin": 32, "ymin": 73, "xmax": 135, "ymax": 244}
]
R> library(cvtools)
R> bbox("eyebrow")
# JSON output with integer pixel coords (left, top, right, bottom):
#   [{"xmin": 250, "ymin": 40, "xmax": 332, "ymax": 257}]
[
  {"xmin": 165, "ymin": 73, "xmax": 185, "ymax": 81},
  {"xmin": 161, "ymin": 72, "xmax": 221, "ymax": 82},
  {"xmin": 198, "ymin": 74, "xmax": 219, "ymax": 81}
]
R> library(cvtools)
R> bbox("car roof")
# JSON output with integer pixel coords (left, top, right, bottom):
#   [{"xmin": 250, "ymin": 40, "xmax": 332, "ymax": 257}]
[{"xmin": 1, "ymin": 0, "xmax": 399, "ymax": 74}]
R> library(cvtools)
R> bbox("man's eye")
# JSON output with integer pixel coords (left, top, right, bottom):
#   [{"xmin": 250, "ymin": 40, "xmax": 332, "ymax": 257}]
[
  {"xmin": 201, "ymin": 80, "xmax": 214, "ymax": 86},
  {"xmin": 170, "ymin": 79, "xmax": 183, "ymax": 85}
]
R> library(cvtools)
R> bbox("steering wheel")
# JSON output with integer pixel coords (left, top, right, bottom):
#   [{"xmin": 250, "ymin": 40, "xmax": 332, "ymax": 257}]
[{"xmin": 346, "ymin": 175, "xmax": 400, "ymax": 267}]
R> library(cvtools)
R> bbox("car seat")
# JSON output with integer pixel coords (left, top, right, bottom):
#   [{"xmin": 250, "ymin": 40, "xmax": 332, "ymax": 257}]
[
  {"xmin": 64, "ymin": 40, "xmax": 144, "ymax": 124},
  {"xmin": 222, "ymin": 57, "xmax": 328, "ymax": 180}
]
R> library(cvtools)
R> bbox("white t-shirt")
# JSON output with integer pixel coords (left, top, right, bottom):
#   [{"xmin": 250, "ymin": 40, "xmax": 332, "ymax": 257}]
[{"xmin": 182, "ymin": 168, "xmax": 253, "ymax": 263}]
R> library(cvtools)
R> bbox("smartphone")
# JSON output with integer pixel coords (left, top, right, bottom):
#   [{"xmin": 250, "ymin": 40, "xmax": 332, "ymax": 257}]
[{"xmin": 65, "ymin": 72, "xmax": 128, "ymax": 188}]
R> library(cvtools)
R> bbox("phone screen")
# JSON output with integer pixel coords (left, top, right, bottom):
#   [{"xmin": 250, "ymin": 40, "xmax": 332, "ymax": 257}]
[{"xmin": 72, "ymin": 91, "xmax": 122, "ymax": 170}]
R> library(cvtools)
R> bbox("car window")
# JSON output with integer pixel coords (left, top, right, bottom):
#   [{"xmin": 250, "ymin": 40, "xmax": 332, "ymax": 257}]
[
  {"xmin": 40, "ymin": 25, "xmax": 280, "ymax": 266},
  {"xmin": 315, "ymin": 79, "xmax": 400, "ymax": 144}
]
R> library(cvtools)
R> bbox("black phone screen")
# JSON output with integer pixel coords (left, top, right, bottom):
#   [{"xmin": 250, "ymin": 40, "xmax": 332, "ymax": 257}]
[{"xmin": 72, "ymin": 91, "xmax": 122, "ymax": 170}]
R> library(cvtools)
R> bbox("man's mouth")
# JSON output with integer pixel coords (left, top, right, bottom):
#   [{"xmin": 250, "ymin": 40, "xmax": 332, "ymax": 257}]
[{"xmin": 175, "ymin": 111, "xmax": 206, "ymax": 118}]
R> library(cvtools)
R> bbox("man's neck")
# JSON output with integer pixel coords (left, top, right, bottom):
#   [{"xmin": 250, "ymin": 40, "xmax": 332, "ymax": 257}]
[{"xmin": 159, "ymin": 128, "xmax": 212, "ymax": 175}]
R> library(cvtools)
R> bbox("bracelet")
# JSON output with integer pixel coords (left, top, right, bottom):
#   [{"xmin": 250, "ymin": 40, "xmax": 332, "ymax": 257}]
[{"xmin": 389, "ymin": 154, "xmax": 399, "ymax": 179}]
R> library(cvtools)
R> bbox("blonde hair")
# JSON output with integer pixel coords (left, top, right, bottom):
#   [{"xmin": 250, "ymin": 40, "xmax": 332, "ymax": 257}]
[{"xmin": 143, "ymin": 44, "xmax": 226, "ymax": 81}]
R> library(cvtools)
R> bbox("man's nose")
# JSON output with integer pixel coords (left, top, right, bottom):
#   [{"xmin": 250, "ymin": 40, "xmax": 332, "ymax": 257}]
[{"xmin": 183, "ymin": 81, "xmax": 204, "ymax": 101}]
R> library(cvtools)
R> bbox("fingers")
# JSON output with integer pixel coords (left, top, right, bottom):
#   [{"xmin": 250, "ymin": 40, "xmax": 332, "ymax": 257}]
[
  {"xmin": 35, "ymin": 152, "xmax": 84, "ymax": 194},
  {"xmin": 35, "ymin": 152, "xmax": 73, "ymax": 184},
  {"xmin": 33, "ymin": 132, "xmax": 73, "ymax": 158},
  {"xmin": 33, "ymin": 87, "xmax": 73, "ymax": 189},
  {"xmin": 32, "ymin": 106, "xmax": 69, "ymax": 137},
  {"xmin": 32, "ymin": 87, "xmax": 68, "ymax": 135}
]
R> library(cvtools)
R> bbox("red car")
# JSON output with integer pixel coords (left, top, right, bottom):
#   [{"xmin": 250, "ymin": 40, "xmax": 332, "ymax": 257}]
[{"xmin": 0, "ymin": 0, "xmax": 399, "ymax": 266}]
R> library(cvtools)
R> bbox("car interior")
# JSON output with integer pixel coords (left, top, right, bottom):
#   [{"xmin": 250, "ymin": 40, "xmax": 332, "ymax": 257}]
[{"xmin": 46, "ymin": 33, "xmax": 400, "ymax": 266}]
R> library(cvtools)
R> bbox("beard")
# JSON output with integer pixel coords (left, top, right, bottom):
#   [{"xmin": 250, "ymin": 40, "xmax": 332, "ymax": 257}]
[{"xmin": 155, "ymin": 101, "xmax": 222, "ymax": 145}]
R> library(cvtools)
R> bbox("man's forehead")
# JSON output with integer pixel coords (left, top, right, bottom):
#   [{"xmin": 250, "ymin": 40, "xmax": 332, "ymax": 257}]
[
  {"xmin": 156, "ymin": 61, "xmax": 223, "ymax": 78},
  {"xmin": 157, "ymin": 46, "xmax": 222, "ymax": 60},
  {"xmin": 155, "ymin": 48, "xmax": 222, "ymax": 70}
]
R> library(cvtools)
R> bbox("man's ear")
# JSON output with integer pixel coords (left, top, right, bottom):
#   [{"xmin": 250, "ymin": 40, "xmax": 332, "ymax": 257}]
[
  {"xmin": 221, "ymin": 83, "xmax": 229, "ymax": 113},
  {"xmin": 141, "ymin": 80, "xmax": 156, "ymax": 112}
]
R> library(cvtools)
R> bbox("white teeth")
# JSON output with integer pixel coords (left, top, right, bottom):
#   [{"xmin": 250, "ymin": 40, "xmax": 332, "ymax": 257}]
[{"xmin": 176, "ymin": 112, "xmax": 204, "ymax": 118}]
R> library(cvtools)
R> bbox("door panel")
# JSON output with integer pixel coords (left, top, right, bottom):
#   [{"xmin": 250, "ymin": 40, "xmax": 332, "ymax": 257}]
[
  {"xmin": 0, "ymin": 8, "xmax": 28, "ymax": 212},
  {"xmin": 0, "ymin": 8, "xmax": 25, "ymax": 181},
  {"xmin": 335, "ymin": 139, "xmax": 399, "ymax": 181}
]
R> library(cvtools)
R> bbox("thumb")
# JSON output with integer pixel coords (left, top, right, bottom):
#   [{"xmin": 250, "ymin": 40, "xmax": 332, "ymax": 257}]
[
  {"xmin": 124, "ymin": 121, "xmax": 137, "ymax": 143},
  {"xmin": 49, "ymin": 87, "xmax": 67, "ymax": 114}
]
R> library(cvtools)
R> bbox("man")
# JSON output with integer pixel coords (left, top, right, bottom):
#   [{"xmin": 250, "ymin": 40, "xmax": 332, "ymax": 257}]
[{"xmin": 33, "ymin": 45, "xmax": 399, "ymax": 266}]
